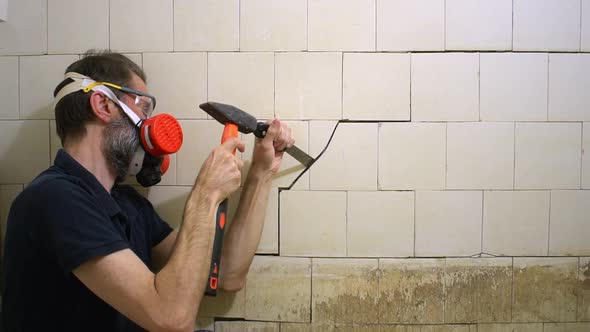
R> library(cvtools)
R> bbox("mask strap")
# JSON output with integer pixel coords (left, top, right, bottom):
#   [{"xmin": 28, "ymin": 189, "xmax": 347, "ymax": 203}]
[{"xmin": 54, "ymin": 72, "xmax": 143, "ymax": 127}]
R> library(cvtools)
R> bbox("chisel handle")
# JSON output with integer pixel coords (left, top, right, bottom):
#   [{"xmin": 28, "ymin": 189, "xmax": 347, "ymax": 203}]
[{"xmin": 205, "ymin": 123, "xmax": 238, "ymax": 296}]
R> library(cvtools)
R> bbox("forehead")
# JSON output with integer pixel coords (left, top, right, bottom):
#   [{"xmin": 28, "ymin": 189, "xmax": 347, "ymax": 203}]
[{"xmin": 128, "ymin": 72, "xmax": 148, "ymax": 94}]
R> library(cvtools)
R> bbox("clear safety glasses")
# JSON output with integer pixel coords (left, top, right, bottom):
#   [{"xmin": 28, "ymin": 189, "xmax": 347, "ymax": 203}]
[{"xmin": 82, "ymin": 81, "xmax": 157, "ymax": 118}]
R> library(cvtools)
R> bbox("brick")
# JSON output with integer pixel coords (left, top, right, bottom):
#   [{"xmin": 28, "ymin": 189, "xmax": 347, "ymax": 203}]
[
  {"xmin": 377, "ymin": 0, "xmax": 445, "ymax": 51},
  {"xmin": 48, "ymin": 0, "xmax": 108, "ymax": 54},
  {"xmin": 122, "ymin": 54, "xmax": 142, "ymax": 69},
  {"xmin": 585, "ymin": 123, "xmax": 590, "ymax": 189},
  {"xmin": 240, "ymin": 0, "xmax": 307, "ymax": 51},
  {"xmin": 343, "ymin": 53, "xmax": 410, "ymax": 120},
  {"xmin": 379, "ymin": 258, "xmax": 445, "ymax": 324},
  {"xmin": 447, "ymin": 122, "xmax": 514, "ymax": 190},
  {"xmin": 483, "ymin": 191, "xmax": 550, "ymax": 256},
  {"xmin": 174, "ymin": 0, "xmax": 238, "ymax": 51},
  {"xmin": 308, "ymin": 0, "xmax": 375, "ymax": 51},
  {"xmin": 0, "ymin": 56, "xmax": 18, "ymax": 119},
  {"xmin": 578, "ymin": 257, "xmax": 590, "ymax": 320},
  {"xmin": 0, "ymin": 120, "xmax": 50, "ymax": 184},
  {"xmin": 480, "ymin": 54, "xmax": 548, "ymax": 121},
  {"xmin": 514, "ymin": 123, "xmax": 582, "ymax": 189},
  {"xmin": 548, "ymin": 54, "xmax": 590, "ymax": 121},
  {"xmin": 245, "ymin": 256, "xmax": 311, "ymax": 322},
  {"xmin": 476, "ymin": 324, "xmax": 543, "ymax": 332},
  {"xmin": 310, "ymin": 122, "xmax": 377, "ymax": 190},
  {"xmin": 512, "ymin": 257, "xmax": 578, "ymax": 322},
  {"xmin": 381, "ymin": 327, "xmax": 472, "ymax": 332},
  {"xmin": 280, "ymin": 191, "xmax": 346, "ymax": 257},
  {"xmin": 281, "ymin": 323, "xmax": 313, "ymax": 332},
  {"xmin": 411, "ymin": 53, "xmax": 479, "ymax": 121},
  {"xmin": 549, "ymin": 190, "xmax": 590, "ymax": 255},
  {"xmin": 445, "ymin": 0, "xmax": 512, "ymax": 50},
  {"xmin": 415, "ymin": 191, "xmax": 482, "ymax": 257},
  {"xmin": 282, "ymin": 324, "xmax": 381, "ymax": 332},
  {"xmin": 142, "ymin": 53, "xmax": 207, "ymax": 120},
  {"xmin": 445, "ymin": 258, "xmax": 512, "ymax": 323},
  {"xmin": 544, "ymin": 323, "xmax": 590, "ymax": 332},
  {"xmin": 198, "ymin": 288, "xmax": 245, "ymax": 318},
  {"xmin": 513, "ymin": 0, "xmax": 581, "ymax": 51},
  {"xmin": 110, "ymin": 0, "xmax": 172, "ymax": 52},
  {"xmin": 145, "ymin": 186, "xmax": 191, "ymax": 229},
  {"xmin": 312, "ymin": 258, "xmax": 379, "ymax": 324},
  {"xmin": 215, "ymin": 321, "xmax": 279, "ymax": 332},
  {"xmin": 275, "ymin": 53, "xmax": 342, "ymax": 120},
  {"xmin": 379, "ymin": 123, "xmax": 446, "ymax": 190},
  {"xmin": 194, "ymin": 317, "xmax": 214, "ymax": 331},
  {"xmin": 49, "ymin": 120, "xmax": 60, "ymax": 163},
  {"xmin": 176, "ymin": 120, "xmax": 222, "ymax": 185},
  {"xmin": 584, "ymin": 0, "xmax": 590, "ymax": 51},
  {"xmin": 0, "ymin": 0, "xmax": 47, "ymax": 55},
  {"xmin": 219, "ymin": 186, "xmax": 277, "ymax": 254},
  {"xmin": 347, "ymin": 191, "xmax": 413, "ymax": 257},
  {"xmin": 0, "ymin": 185, "xmax": 22, "ymax": 248},
  {"xmin": 258, "ymin": 188, "xmax": 278, "ymax": 254},
  {"xmin": 208, "ymin": 52, "xmax": 274, "ymax": 119},
  {"xmin": 20, "ymin": 55, "xmax": 79, "ymax": 119}
]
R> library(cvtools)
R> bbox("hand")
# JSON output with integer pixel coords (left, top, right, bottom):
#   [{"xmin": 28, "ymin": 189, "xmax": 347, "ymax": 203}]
[
  {"xmin": 195, "ymin": 138, "xmax": 246, "ymax": 204},
  {"xmin": 251, "ymin": 119, "xmax": 295, "ymax": 176}
]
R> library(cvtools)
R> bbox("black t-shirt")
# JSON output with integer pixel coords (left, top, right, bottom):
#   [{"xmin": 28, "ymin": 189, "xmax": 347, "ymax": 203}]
[{"xmin": 1, "ymin": 149, "xmax": 174, "ymax": 331}]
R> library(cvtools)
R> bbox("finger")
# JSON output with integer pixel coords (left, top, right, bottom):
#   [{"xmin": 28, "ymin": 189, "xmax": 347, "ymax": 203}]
[
  {"xmin": 272, "ymin": 124, "xmax": 291, "ymax": 150},
  {"xmin": 275, "ymin": 139, "xmax": 289, "ymax": 152},
  {"xmin": 235, "ymin": 157, "xmax": 244, "ymax": 171},
  {"xmin": 222, "ymin": 137, "xmax": 246, "ymax": 153},
  {"xmin": 287, "ymin": 137, "xmax": 296, "ymax": 148},
  {"xmin": 263, "ymin": 119, "xmax": 282, "ymax": 143}
]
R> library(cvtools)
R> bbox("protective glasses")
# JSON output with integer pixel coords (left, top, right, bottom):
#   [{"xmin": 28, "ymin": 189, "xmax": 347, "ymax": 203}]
[{"xmin": 82, "ymin": 81, "xmax": 157, "ymax": 118}]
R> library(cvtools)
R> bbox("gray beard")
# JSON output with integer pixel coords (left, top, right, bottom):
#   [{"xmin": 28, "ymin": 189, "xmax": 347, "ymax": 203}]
[{"xmin": 103, "ymin": 118, "xmax": 140, "ymax": 183}]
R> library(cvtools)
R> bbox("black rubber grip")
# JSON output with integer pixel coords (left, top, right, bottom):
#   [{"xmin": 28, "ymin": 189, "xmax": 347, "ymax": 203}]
[{"xmin": 205, "ymin": 199, "xmax": 228, "ymax": 296}]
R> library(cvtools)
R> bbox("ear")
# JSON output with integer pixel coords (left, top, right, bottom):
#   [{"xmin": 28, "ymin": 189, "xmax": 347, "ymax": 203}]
[{"xmin": 89, "ymin": 91, "xmax": 117, "ymax": 123}]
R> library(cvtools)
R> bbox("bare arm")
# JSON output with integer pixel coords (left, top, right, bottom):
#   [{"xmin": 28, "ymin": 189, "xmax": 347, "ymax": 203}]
[
  {"xmin": 151, "ymin": 230, "xmax": 177, "ymax": 272},
  {"xmin": 219, "ymin": 119, "xmax": 295, "ymax": 291},
  {"xmin": 74, "ymin": 138, "xmax": 245, "ymax": 331}
]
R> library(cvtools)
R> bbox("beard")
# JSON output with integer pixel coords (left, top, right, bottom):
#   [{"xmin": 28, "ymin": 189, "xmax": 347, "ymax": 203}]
[{"xmin": 102, "ymin": 117, "xmax": 140, "ymax": 183}]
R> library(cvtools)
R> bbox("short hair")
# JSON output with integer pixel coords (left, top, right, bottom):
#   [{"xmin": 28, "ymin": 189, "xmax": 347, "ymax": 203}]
[{"xmin": 53, "ymin": 50, "xmax": 146, "ymax": 145}]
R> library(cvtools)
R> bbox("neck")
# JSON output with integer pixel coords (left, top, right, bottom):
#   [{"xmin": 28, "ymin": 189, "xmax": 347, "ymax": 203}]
[{"xmin": 64, "ymin": 124, "xmax": 117, "ymax": 192}]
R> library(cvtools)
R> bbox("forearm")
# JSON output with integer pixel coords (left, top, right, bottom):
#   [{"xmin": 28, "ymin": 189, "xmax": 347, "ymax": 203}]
[
  {"xmin": 153, "ymin": 187, "xmax": 217, "ymax": 325},
  {"xmin": 219, "ymin": 167, "xmax": 273, "ymax": 289}
]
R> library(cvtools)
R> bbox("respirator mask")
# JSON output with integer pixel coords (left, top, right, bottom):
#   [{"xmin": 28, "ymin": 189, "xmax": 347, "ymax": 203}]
[{"xmin": 53, "ymin": 72, "xmax": 183, "ymax": 187}]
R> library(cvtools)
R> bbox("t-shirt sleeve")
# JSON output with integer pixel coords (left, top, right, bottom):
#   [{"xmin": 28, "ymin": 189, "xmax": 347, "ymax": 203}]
[
  {"xmin": 39, "ymin": 179, "xmax": 129, "ymax": 273},
  {"xmin": 150, "ymin": 212, "xmax": 174, "ymax": 248}
]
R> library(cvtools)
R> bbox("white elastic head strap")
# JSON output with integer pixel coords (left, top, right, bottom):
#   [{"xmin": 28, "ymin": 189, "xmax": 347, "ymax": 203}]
[
  {"xmin": 53, "ymin": 72, "xmax": 142, "ymax": 126},
  {"xmin": 53, "ymin": 72, "xmax": 145, "ymax": 176}
]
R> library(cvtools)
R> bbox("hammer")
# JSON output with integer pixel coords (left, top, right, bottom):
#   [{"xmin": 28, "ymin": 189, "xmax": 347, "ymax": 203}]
[{"xmin": 199, "ymin": 101, "xmax": 313, "ymax": 296}]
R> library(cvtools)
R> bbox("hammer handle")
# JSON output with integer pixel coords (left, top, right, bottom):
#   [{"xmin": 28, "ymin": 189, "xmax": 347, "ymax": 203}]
[{"xmin": 205, "ymin": 123, "xmax": 238, "ymax": 296}]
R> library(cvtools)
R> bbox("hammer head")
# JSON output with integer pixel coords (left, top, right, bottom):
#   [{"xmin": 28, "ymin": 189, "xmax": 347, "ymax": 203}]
[{"xmin": 199, "ymin": 102, "xmax": 258, "ymax": 134}]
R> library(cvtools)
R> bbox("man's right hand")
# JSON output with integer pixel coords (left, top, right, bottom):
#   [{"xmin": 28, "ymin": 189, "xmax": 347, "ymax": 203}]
[{"xmin": 195, "ymin": 138, "xmax": 246, "ymax": 205}]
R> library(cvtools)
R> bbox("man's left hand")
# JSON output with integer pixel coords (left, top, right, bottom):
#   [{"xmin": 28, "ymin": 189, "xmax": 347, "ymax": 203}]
[{"xmin": 250, "ymin": 119, "xmax": 295, "ymax": 176}]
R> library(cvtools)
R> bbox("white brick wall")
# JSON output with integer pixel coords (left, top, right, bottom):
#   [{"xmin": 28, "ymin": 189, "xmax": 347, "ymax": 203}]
[
  {"xmin": 513, "ymin": 0, "xmax": 581, "ymax": 51},
  {"xmin": 411, "ymin": 53, "xmax": 479, "ymax": 121},
  {"xmin": 2, "ymin": 0, "xmax": 590, "ymax": 326},
  {"xmin": 445, "ymin": 0, "xmax": 512, "ymax": 51},
  {"xmin": 480, "ymin": 53, "xmax": 548, "ymax": 121}
]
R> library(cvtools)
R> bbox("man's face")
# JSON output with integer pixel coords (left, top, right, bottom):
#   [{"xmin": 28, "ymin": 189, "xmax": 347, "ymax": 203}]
[{"xmin": 102, "ymin": 73, "xmax": 151, "ymax": 182}]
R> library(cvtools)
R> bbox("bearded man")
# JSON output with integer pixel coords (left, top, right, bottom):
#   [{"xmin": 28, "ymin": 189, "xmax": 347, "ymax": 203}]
[{"xmin": 1, "ymin": 51, "xmax": 294, "ymax": 331}]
